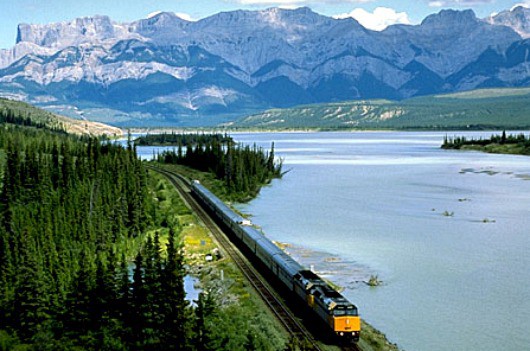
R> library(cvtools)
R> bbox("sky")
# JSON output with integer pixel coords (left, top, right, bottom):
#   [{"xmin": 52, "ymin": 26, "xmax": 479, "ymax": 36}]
[{"xmin": 1, "ymin": 0, "xmax": 529, "ymax": 49}]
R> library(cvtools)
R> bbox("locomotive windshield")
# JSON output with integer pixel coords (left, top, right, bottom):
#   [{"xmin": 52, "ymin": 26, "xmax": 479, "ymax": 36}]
[{"xmin": 333, "ymin": 307, "xmax": 358, "ymax": 316}]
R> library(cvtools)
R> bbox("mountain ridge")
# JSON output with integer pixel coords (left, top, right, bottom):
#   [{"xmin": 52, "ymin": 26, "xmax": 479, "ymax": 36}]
[
  {"xmin": 233, "ymin": 87, "xmax": 530, "ymax": 130},
  {"xmin": 1, "ymin": 6, "xmax": 529, "ymax": 127}
]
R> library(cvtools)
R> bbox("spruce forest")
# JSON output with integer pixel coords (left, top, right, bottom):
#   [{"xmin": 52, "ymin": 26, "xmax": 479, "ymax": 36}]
[
  {"xmin": 0, "ymin": 124, "xmax": 190, "ymax": 350},
  {"xmin": 442, "ymin": 131, "xmax": 530, "ymax": 155},
  {"xmin": 156, "ymin": 134, "xmax": 283, "ymax": 201},
  {"xmin": 135, "ymin": 133, "xmax": 232, "ymax": 147},
  {"xmin": 0, "ymin": 106, "xmax": 288, "ymax": 350}
]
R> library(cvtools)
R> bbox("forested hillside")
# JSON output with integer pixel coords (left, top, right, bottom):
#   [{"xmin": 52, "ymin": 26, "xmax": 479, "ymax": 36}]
[
  {"xmin": 0, "ymin": 98, "xmax": 122, "ymax": 136},
  {"xmin": 235, "ymin": 88, "xmax": 530, "ymax": 130},
  {"xmin": 0, "ymin": 126, "xmax": 161, "ymax": 349},
  {"xmin": 0, "ymin": 125, "xmax": 288, "ymax": 350}
]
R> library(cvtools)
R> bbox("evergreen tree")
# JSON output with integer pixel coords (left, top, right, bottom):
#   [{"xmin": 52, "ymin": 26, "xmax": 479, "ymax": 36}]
[
  {"xmin": 162, "ymin": 227, "xmax": 191, "ymax": 350},
  {"xmin": 131, "ymin": 250, "xmax": 147, "ymax": 347},
  {"xmin": 157, "ymin": 133, "xmax": 282, "ymax": 200},
  {"xmin": 194, "ymin": 292, "xmax": 217, "ymax": 351},
  {"xmin": 13, "ymin": 231, "xmax": 51, "ymax": 340}
]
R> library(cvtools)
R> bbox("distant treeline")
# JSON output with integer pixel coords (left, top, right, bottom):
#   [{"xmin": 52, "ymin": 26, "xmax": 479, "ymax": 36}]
[
  {"xmin": 442, "ymin": 131, "xmax": 530, "ymax": 155},
  {"xmin": 156, "ymin": 134, "xmax": 282, "ymax": 200},
  {"xmin": 135, "ymin": 132, "xmax": 232, "ymax": 146}
]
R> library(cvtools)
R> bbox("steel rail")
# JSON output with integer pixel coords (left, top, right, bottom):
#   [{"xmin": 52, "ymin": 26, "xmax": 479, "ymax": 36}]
[{"xmin": 148, "ymin": 166, "xmax": 328, "ymax": 350}]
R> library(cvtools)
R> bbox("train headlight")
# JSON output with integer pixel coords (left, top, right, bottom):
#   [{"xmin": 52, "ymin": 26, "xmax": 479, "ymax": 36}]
[{"xmin": 339, "ymin": 332, "xmax": 344, "ymax": 336}]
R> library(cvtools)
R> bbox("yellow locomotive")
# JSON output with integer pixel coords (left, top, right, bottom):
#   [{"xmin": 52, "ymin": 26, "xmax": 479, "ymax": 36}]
[{"xmin": 295, "ymin": 270, "xmax": 360, "ymax": 340}]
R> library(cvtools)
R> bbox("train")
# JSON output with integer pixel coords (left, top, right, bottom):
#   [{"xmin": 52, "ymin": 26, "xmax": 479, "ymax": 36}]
[{"xmin": 190, "ymin": 180, "xmax": 361, "ymax": 341}]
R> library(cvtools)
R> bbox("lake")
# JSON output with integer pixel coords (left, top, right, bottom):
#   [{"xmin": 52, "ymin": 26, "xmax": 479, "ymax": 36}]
[{"xmin": 227, "ymin": 131, "xmax": 530, "ymax": 351}]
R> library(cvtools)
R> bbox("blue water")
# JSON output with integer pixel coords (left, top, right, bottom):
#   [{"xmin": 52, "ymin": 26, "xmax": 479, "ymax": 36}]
[
  {"xmin": 136, "ymin": 131, "xmax": 530, "ymax": 351},
  {"xmin": 225, "ymin": 132, "xmax": 530, "ymax": 351},
  {"xmin": 184, "ymin": 275, "xmax": 200, "ymax": 305}
]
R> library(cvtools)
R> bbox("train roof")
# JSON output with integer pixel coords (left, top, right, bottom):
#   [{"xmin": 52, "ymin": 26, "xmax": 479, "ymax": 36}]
[
  {"xmin": 272, "ymin": 250, "xmax": 303, "ymax": 276},
  {"xmin": 240, "ymin": 225, "xmax": 264, "ymax": 242},
  {"xmin": 295, "ymin": 270, "xmax": 357, "ymax": 310},
  {"xmin": 193, "ymin": 182, "xmax": 245, "ymax": 223},
  {"xmin": 255, "ymin": 236, "xmax": 284, "ymax": 257},
  {"xmin": 255, "ymin": 236, "xmax": 303, "ymax": 277},
  {"xmin": 298, "ymin": 270, "xmax": 322, "ymax": 281},
  {"xmin": 313, "ymin": 283, "xmax": 357, "ymax": 309}
]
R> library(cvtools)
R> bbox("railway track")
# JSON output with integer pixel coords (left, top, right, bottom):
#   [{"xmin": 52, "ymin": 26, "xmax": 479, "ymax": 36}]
[{"xmin": 149, "ymin": 166, "xmax": 360, "ymax": 351}]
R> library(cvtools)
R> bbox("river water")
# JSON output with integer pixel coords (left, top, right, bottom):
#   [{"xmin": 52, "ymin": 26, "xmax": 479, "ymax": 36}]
[
  {"xmin": 136, "ymin": 131, "xmax": 530, "ymax": 351},
  {"xmin": 227, "ymin": 132, "xmax": 530, "ymax": 351}
]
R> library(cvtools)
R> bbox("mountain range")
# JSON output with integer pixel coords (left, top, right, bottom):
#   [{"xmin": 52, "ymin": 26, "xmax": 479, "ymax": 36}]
[{"xmin": 1, "ymin": 6, "xmax": 530, "ymax": 127}]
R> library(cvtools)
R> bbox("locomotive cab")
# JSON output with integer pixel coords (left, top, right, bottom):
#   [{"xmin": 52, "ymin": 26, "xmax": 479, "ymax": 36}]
[
  {"xmin": 331, "ymin": 304, "xmax": 361, "ymax": 341},
  {"xmin": 311, "ymin": 284, "xmax": 361, "ymax": 341}
]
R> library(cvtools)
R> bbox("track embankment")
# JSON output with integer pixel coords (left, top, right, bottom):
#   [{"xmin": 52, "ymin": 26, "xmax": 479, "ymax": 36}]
[{"xmin": 149, "ymin": 166, "xmax": 361, "ymax": 351}]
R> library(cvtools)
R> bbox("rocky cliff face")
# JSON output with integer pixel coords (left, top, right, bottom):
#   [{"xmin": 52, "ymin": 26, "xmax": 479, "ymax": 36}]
[
  {"xmin": 0, "ymin": 7, "xmax": 528, "ymax": 126},
  {"xmin": 488, "ymin": 6, "xmax": 530, "ymax": 38},
  {"xmin": 15, "ymin": 15, "xmax": 134, "ymax": 48}
]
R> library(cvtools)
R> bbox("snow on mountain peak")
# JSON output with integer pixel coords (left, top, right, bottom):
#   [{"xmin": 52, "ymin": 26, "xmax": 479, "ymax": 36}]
[{"xmin": 147, "ymin": 11, "xmax": 163, "ymax": 19}]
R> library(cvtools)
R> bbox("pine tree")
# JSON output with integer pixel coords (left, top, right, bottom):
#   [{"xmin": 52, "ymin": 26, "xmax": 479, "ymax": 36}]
[
  {"xmin": 131, "ymin": 250, "xmax": 147, "ymax": 347},
  {"xmin": 143, "ymin": 235, "xmax": 161, "ymax": 346}
]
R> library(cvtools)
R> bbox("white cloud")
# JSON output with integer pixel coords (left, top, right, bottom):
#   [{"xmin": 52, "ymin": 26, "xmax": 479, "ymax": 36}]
[
  {"xmin": 511, "ymin": 2, "xmax": 530, "ymax": 11},
  {"xmin": 174, "ymin": 12, "xmax": 196, "ymax": 21},
  {"xmin": 278, "ymin": 4, "xmax": 304, "ymax": 9},
  {"xmin": 226, "ymin": 0, "xmax": 374, "ymax": 5},
  {"xmin": 334, "ymin": 7, "xmax": 411, "ymax": 31},
  {"xmin": 428, "ymin": 1, "xmax": 444, "ymax": 6},
  {"xmin": 428, "ymin": 0, "xmax": 494, "ymax": 7}
]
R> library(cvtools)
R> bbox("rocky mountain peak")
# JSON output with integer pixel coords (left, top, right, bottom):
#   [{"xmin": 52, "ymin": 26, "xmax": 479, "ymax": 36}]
[
  {"xmin": 421, "ymin": 9, "xmax": 478, "ymax": 28},
  {"xmin": 16, "ymin": 15, "xmax": 117, "ymax": 48},
  {"xmin": 129, "ymin": 11, "xmax": 189, "ymax": 39},
  {"xmin": 489, "ymin": 6, "xmax": 530, "ymax": 38}
]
